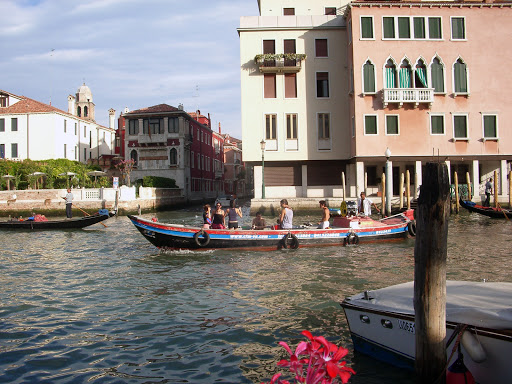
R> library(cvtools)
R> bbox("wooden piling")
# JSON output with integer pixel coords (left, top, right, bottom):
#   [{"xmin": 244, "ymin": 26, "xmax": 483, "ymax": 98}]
[
  {"xmin": 406, "ymin": 170, "xmax": 411, "ymax": 210},
  {"xmin": 494, "ymin": 170, "xmax": 499, "ymax": 208},
  {"xmin": 341, "ymin": 172, "xmax": 346, "ymax": 201},
  {"xmin": 399, "ymin": 173, "xmax": 404, "ymax": 209},
  {"xmin": 454, "ymin": 172, "xmax": 459, "ymax": 213},
  {"xmin": 381, "ymin": 173, "xmax": 386, "ymax": 217},
  {"xmin": 414, "ymin": 162, "xmax": 450, "ymax": 384},
  {"xmin": 509, "ymin": 171, "xmax": 512, "ymax": 208},
  {"xmin": 466, "ymin": 172, "xmax": 471, "ymax": 201}
]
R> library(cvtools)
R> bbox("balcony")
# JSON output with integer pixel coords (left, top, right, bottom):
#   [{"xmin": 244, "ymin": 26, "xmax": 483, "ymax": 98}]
[
  {"xmin": 382, "ymin": 88, "xmax": 434, "ymax": 108},
  {"xmin": 254, "ymin": 54, "xmax": 306, "ymax": 73}
]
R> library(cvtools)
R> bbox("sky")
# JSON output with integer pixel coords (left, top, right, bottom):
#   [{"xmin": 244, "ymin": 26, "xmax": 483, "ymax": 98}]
[{"xmin": 0, "ymin": 0, "xmax": 259, "ymax": 138}]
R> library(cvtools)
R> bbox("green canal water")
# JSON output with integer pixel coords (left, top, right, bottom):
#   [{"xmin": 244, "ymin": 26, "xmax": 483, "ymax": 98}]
[{"xmin": 1, "ymin": 206, "xmax": 510, "ymax": 383}]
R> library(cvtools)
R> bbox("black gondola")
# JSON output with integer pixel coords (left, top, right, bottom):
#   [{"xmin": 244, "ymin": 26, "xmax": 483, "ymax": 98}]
[
  {"xmin": 0, "ymin": 209, "xmax": 114, "ymax": 230},
  {"xmin": 459, "ymin": 198, "xmax": 512, "ymax": 219}
]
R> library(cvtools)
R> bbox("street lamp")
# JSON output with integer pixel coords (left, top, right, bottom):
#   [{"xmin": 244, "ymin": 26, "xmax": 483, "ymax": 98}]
[
  {"xmin": 385, "ymin": 147, "xmax": 392, "ymax": 216},
  {"xmin": 260, "ymin": 139, "xmax": 266, "ymax": 199}
]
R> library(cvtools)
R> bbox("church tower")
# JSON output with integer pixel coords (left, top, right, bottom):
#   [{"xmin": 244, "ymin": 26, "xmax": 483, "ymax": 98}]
[{"xmin": 74, "ymin": 83, "xmax": 95, "ymax": 122}]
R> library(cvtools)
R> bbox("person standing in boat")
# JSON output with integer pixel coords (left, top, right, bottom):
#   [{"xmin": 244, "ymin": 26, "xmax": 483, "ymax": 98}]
[
  {"xmin": 317, "ymin": 200, "xmax": 330, "ymax": 229},
  {"xmin": 484, "ymin": 178, "xmax": 493, "ymax": 207},
  {"xmin": 202, "ymin": 204, "xmax": 212, "ymax": 229},
  {"xmin": 211, "ymin": 202, "xmax": 226, "ymax": 229},
  {"xmin": 65, "ymin": 188, "xmax": 73, "ymax": 219},
  {"xmin": 358, "ymin": 192, "xmax": 380, "ymax": 216},
  {"xmin": 278, "ymin": 199, "xmax": 293, "ymax": 229},
  {"xmin": 225, "ymin": 199, "xmax": 243, "ymax": 230}
]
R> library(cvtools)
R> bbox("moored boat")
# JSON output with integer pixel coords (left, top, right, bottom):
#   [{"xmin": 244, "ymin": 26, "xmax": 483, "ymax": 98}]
[
  {"xmin": 341, "ymin": 281, "xmax": 512, "ymax": 384},
  {"xmin": 127, "ymin": 209, "xmax": 415, "ymax": 251},
  {"xmin": 0, "ymin": 209, "xmax": 114, "ymax": 230},
  {"xmin": 460, "ymin": 198, "xmax": 512, "ymax": 219}
]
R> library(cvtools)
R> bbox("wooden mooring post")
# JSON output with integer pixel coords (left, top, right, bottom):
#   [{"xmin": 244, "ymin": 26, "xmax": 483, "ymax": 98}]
[
  {"xmin": 381, "ymin": 173, "xmax": 386, "ymax": 217},
  {"xmin": 466, "ymin": 172, "xmax": 472, "ymax": 201},
  {"xmin": 406, "ymin": 170, "xmax": 411, "ymax": 210},
  {"xmin": 399, "ymin": 173, "xmax": 404, "ymax": 209},
  {"xmin": 454, "ymin": 172, "xmax": 459, "ymax": 213},
  {"xmin": 494, "ymin": 170, "xmax": 499, "ymax": 208},
  {"xmin": 414, "ymin": 162, "xmax": 450, "ymax": 384},
  {"xmin": 509, "ymin": 171, "xmax": 512, "ymax": 208}
]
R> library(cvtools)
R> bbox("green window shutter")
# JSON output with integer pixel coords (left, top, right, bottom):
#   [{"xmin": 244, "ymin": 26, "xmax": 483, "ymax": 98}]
[
  {"xmin": 399, "ymin": 67, "xmax": 412, "ymax": 88},
  {"xmin": 484, "ymin": 116, "xmax": 497, "ymax": 138},
  {"xmin": 386, "ymin": 67, "xmax": 396, "ymax": 88},
  {"xmin": 431, "ymin": 116, "xmax": 444, "ymax": 134},
  {"xmin": 363, "ymin": 62, "xmax": 375, "ymax": 93},
  {"xmin": 414, "ymin": 17, "xmax": 425, "ymax": 39},
  {"xmin": 452, "ymin": 18, "xmax": 465, "ymax": 39},
  {"xmin": 383, "ymin": 17, "xmax": 395, "ymax": 38},
  {"xmin": 361, "ymin": 17, "xmax": 373, "ymax": 39},
  {"xmin": 454, "ymin": 116, "xmax": 467, "ymax": 138},
  {"xmin": 454, "ymin": 62, "xmax": 467, "ymax": 93},
  {"xmin": 398, "ymin": 17, "xmax": 410, "ymax": 39},
  {"xmin": 416, "ymin": 67, "xmax": 428, "ymax": 87},
  {"xmin": 386, "ymin": 116, "xmax": 398, "ymax": 134},
  {"xmin": 431, "ymin": 62, "xmax": 444, "ymax": 92},
  {"xmin": 365, "ymin": 116, "xmax": 377, "ymax": 134},
  {"xmin": 429, "ymin": 18, "xmax": 441, "ymax": 39}
]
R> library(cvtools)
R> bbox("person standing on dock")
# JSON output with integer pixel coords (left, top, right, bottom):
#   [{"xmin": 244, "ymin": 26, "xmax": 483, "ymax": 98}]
[
  {"xmin": 317, "ymin": 200, "xmax": 330, "ymax": 229},
  {"xmin": 484, "ymin": 178, "xmax": 493, "ymax": 207},
  {"xmin": 65, "ymin": 188, "xmax": 73, "ymax": 218},
  {"xmin": 358, "ymin": 192, "xmax": 380, "ymax": 216}
]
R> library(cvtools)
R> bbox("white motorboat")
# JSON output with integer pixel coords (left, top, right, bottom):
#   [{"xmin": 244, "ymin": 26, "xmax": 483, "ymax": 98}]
[{"xmin": 341, "ymin": 281, "xmax": 512, "ymax": 384}]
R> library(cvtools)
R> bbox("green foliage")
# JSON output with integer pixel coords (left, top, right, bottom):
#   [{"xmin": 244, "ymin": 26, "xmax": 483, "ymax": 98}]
[{"xmin": 142, "ymin": 176, "xmax": 177, "ymax": 188}]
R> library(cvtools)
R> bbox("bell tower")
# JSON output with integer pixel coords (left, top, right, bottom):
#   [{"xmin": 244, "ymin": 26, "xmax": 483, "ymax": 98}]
[{"xmin": 75, "ymin": 83, "xmax": 95, "ymax": 122}]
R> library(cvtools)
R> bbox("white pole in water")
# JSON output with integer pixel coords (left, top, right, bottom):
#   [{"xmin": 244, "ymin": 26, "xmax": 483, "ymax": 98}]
[{"xmin": 385, "ymin": 147, "xmax": 392, "ymax": 216}]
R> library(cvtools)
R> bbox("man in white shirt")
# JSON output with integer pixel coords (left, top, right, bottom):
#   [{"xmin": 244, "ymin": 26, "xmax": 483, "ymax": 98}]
[
  {"xmin": 358, "ymin": 192, "xmax": 380, "ymax": 216},
  {"xmin": 65, "ymin": 188, "xmax": 73, "ymax": 218}
]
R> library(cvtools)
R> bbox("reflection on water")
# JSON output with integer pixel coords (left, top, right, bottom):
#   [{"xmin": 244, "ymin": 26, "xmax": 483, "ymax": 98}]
[{"xmin": 0, "ymin": 209, "xmax": 510, "ymax": 383}]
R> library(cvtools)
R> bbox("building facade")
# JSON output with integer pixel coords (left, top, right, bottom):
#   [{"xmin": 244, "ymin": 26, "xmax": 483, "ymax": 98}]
[
  {"xmin": 0, "ymin": 86, "xmax": 115, "ymax": 163},
  {"xmin": 239, "ymin": 0, "xmax": 512, "ymax": 200},
  {"xmin": 122, "ymin": 105, "xmax": 225, "ymax": 200}
]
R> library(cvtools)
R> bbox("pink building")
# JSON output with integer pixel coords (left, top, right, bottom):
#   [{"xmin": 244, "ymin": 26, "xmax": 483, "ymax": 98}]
[{"xmin": 347, "ymin": 1, "xmax": 512, "ymax": 199}]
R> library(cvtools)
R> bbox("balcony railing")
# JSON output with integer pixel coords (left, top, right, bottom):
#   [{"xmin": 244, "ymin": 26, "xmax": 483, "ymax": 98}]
[
  {"xmin": 382, "ymin": 88, "xmax": 434, "ymax": 108},
  {"xmin": 254, "ymin": 54, "xmax": 306, "ymax": 73}
]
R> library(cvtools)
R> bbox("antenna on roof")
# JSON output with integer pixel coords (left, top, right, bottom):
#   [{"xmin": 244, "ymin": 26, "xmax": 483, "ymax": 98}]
[
  {"xmin": 193, "ymin": 85, "xmax": 200, "ymax": 113},
  {"xmin": 49, "ymin": 49, "xmax": 55, "ymax": 105}
]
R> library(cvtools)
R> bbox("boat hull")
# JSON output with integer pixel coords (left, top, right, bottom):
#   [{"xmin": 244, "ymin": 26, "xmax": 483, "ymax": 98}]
[
  {"xmin": 341, "ymin": 281, "xmax": 512, "ymax": 384},
  {"xmin": 0, "ymin": 211, "xmax": 113, "ymax": 230},
  {"xmin": 460, "ymin": 198, "xmax": 512, "ymax": 219},
  {"xmin": 127, "ymin": 214, "xmax": 413, "ymax": 250}
]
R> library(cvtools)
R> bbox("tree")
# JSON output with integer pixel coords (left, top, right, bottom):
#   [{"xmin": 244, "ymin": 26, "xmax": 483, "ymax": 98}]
[{"xmin": 115, "ymin": 159, "xmax": 135, "ymax": 186}]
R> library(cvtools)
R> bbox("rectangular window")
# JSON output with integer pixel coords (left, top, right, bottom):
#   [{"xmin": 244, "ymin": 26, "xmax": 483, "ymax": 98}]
[
  {"xmin": 413, "ymin": 17, "xmax": 425, "ymax": 39},
  {"xmin": 283, "ymin": 8, "xmax": 294, "ymax": 15},
  {"xmin": 364, "ymin": 115, "xmax": 378, "ymax": 135},
  {"xmin": 0, "ymin": 94, "xmax": 7, "ymax": 107},
  {"xmin": 398, "ymin": 17, "xmax": 411, "ymax": 39},
  {"xmin": 264, "ymin": 74, "xmax": 276, "ymax": 98},
  {"xmin": 483, "ymin": 115, "xmax": 497, "ymax": 139},
  {"xmin": 315, "ymin": 39, "xmax": 328, "ymax": 57},
  {"xmin": 75, "ymin": 146, "xmax": 78, "ymax": 160},
  {"xmin": 11, "ymin": 118, "xmax": 18, "ymax": 131},
  {"xmin": 318, "ymin": 113, "xmax": 330, "ymax": 139},
  {"xmin": 428, "ymin": 17, "xmax": 442, "ymax": 39},
  {"xmin": 325, "ymin": 7, "xmax": 336, "ymax": 15},
  {"xmin": 128, "ymin": 119, "xmax": 138, "ymax": 135},
  {"xmin": 0, "ymin": 118, "xmax": 4, "ymax": 132},
  {"xmin": 168, "ymin": 117, "xmax": 179, "ymax": 133},
  {"xmin": 431, "ymin": 115, "xmax": 445, "ymax": 135},
  {"xmin": 316, "ymin": 72, "xmax": 329, "ymax": 98},
  {"xmin": 64, "ymin": 143, "xmax": 67, "ymax": 158},
  {"xmin": 361, "ymin": 16, "xmax": 374, "ymax": 39},
  {"xmin": 386, "ymin": 115, "xmax": 399, "ymax": 135},
  {"xmin": 263, "ymin": 39, "xmax": 275, "ymax": 54},
  {"xmin": 283, "ymin": 39, "xmax": 296, "ymax": 67},
  {"xmin": 451, "ymin": 17, "xmax": 465, "ymax": 40},
  {"xmin": 197, "ymin": 153, "xmax": 201, "ymax": 170},
  {"xmin": 453, "ymin": 115, "xmax": 468, "ymax": 139},
  {"xmin": 0, "ymin": 144, "xmax": 4, "ymax": 158},
  {"xmin": 11, "ymin": 143, "xmax": 18, "ymax": 158},
  {"xmin": 285, "ymin": 73, "xmax": 297, "ymax": 98},
  {"xmin": 84, "ymin": 125, "xmax": 87, "ymax": 138},
  {"xmin": 265, "ymin": 114, "xmax": 277, "ymax": 140},
  {"xmin": 286, "ymin": 114, "xmax": 297, "ymax": 139},
  {"xmin": 363, "ymin": 61, "xmax": 375, "ymax": 93},
  {"xmin": 383, "ymin": 17, "xmax": 395, "ymax": 39},
  {"xmin": 75, "ymin": 123, "xmax": 77, "ymax": 135},
  {"xmin": 64, "ymin": 120, "xmax": 67, "ymax": 133},
  {"xmin": 191, "ymin": 151, "xmax": 195, "ymax": 168},
  {"xmin": 84, "ymin": 148, "xmax": 87, "ymax": 160}
]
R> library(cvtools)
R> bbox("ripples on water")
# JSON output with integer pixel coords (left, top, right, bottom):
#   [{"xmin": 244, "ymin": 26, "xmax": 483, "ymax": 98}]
[{"xmin": 1, "ymin": 208, "xmax": 510, "ymax": 383}]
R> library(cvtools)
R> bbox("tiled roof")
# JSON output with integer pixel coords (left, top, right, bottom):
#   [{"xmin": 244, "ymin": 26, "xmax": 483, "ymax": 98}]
[{"xmin": 125, "ymin": 104, "xmax": 180, "ymax": 115}]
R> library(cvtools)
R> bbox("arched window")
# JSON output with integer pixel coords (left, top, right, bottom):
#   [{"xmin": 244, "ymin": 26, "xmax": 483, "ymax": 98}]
[
  {"xmin": 430, "ymin": 57, "xmax": 444, "ymax": 93},
  {"xmin": 385, "ymin": 59, "xmax": 397, "ymax": 88},
  {"xmin": 170, "ymin": 148, "xmax": 178, "ymax": 166},
  {"xmin": 130, "ymin": 150, "xmax": 138, "ymax": 166},
  {"xmin": 77, "ymin": 106, "xmax": 81, "ymax": 117},
  {"xmin": 363, "ymin": 60, "xmax": 375, "ymax": 93},
  {"xmin": 453, "ymin": 58, "xmax": 468, "ymax": 93},
  {"xmin": 415, "ymin": 60, "xmax": 428, "ymax": 88},
  {"xmin": 84, "ymin": 106, "xmax": 88, "ymax": 117},
  {"xmin": 399, "ymin": 59, "xmax": 412, "ymax": 88}
]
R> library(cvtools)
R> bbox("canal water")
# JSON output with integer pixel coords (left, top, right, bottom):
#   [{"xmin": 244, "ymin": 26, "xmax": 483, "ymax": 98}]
[{"xmin": 1, "ymin": 206, "xmax": 510, "ymax": 384}]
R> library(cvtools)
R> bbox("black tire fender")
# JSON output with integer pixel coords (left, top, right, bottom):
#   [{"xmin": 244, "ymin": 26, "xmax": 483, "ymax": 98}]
[
  {"xmin": 194, "ymin": 230, "xmax": 210, "ymax": 247},
  {"xmin": 407, "ymin": 220, "xmax": 416, "ymax": 237},
  {"xmin": 346, "ymin": 232, "xmax": 359, "ymax": 245},
  {"xmin": 278, "ymin": 233, "xmax": 299, "ymax": 250}
]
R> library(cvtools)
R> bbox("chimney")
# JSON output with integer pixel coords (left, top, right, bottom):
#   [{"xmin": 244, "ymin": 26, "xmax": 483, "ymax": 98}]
[
  {"xmin": 67, "ymin": 95, "xmax": 76, "ymax": 115},
  {"xmin": 108, "ymin": 108, "xmax": 116, "ymax": 129},
  {"xmin": 178, "ymin": 103, "xmax": 184, "ymax": 110},
  {"xmin": 218, "ymin": 122, "xmax": 221, "ymax": 135},
  {"xmin": 208, "ymin": 113, "xmax": 211, "ymax": 128}
]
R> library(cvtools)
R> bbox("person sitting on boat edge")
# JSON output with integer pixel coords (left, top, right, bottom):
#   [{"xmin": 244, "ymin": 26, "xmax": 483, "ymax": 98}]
[
  {"xmin": 317, "ymin": 200, "xmax": 330, "ymax": 229},
  {"xmin": 252, "ymin": 211, "xmax": 266, "ymax": 230},
  {"xmin": 358, "ymin": 192, "xmax": 380, "ymax": 216},
  {"xmin": 278, "ymin": 199, "xmax": 293, "ymax": 229},
  {"xmin": 203, "ymin": 204, "xmax": 212, "ymax": 229},
  {"xmin": 211, "ymin": 202, "xmax": 226, "ymax": 229},
  {"xmin": 225, "ymin": 199, "xmax": 243, "ymax": 230}
]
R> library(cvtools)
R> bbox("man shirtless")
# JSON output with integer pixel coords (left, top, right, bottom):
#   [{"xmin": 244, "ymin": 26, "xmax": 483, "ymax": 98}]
[{"xmin": 317, "ymin": 200, "xmax": 330, "ymax": 229}]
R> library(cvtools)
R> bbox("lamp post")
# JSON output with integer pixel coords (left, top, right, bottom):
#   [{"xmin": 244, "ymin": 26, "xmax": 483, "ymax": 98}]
[
  {"xmin": 260, "ymin": 139, "xmax": 266, "ymax": 199},
  {"xmin": 385, "ymin": 147, "xmax": 392, "ymax": 216}
]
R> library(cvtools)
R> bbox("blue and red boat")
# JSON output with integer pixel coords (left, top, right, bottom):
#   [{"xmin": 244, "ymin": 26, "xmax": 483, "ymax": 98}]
[{"xmin": 128, "ymin": 210, "xmax": 416, "ymax": 251}]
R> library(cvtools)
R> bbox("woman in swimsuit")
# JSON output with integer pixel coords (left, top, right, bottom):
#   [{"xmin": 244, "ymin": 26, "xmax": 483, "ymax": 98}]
[
  {"xmin": 225, "ymin": 200, "xmax": 243, "ymax": 230},
  {"xmin": 211, "ymin": 203, "xmax": 226, "ymax": 229},
  {"xmin": 202, "ymin": 204, "xmax": 212, "ymax": 229}
]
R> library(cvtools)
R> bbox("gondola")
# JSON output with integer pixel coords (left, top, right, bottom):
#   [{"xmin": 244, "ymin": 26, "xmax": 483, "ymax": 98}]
[
  {"xmin": 128, "ymin": 209, "xmax": 416, "ymax": 251},
  {"xmin": 0, "ymin": 209, "xmax": 114, "ymax": 230},
  {"xmin": 459, "ymin": 198, "xmax": 512, "ymax": 219}
]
